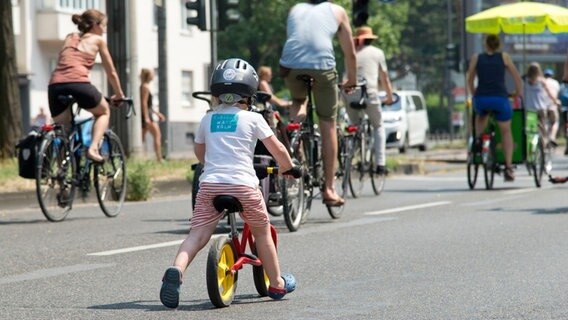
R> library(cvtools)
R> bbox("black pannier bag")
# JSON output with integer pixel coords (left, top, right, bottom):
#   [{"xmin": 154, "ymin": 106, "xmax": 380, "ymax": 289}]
[{"xmin": 16, "ymin": 130, "xmax": 41, "ymax": 179}]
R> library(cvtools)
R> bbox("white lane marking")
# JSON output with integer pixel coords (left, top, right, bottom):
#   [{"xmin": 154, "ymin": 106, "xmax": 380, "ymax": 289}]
[
  {"xmin": 87, "ymin": 235, "xmax": 224, "ymax": 256},
  {"xmin": 365, "ymin": 201, "xmax": 452, "ymax": 216},
  {"xmin": 0, "ymin": 263, "xmax": 113, "ymax": 285},
  {"xmin": 87, "ymin": 240, "xmax": 184, "ymax": 256}
]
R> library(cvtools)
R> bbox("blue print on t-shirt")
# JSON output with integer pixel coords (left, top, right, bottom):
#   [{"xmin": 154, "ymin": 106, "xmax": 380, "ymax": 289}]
[{"xmin": 211, "ymin": 114, "xmax": 238, "ymax": 132}]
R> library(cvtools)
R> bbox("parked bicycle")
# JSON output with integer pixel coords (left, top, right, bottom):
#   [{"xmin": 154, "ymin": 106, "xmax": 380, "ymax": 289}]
[
  {"xmin": 206, "ymin": 164, "xmax": 301, "ymax": 307},
  {"xmin": 35, "ymin": 95, "xmax": 134, "ymax": 222}
]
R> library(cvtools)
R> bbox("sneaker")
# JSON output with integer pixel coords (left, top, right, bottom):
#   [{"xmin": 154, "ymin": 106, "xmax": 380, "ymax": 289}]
[
  {"xmin": 160, "ymin": 267, "xmax": 182, "ymax": 308},
  {"xmin": 504, "ymin": 167, "xmax": 515, "ymax": 182},
  {"xmin": 375, "ymin": 165, "xmax": 389, "ymax": 176},
  {"xmin": 548, "ymin": 140, "xmax": 558, "ymax": 148},
  {"xmin": 267, "ymin": 273, "xmax": 296, "ymax": 300}
]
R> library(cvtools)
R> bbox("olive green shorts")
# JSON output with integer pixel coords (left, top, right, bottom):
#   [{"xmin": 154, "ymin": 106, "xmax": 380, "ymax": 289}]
[{"xmin": 284, "ymin": 68, "xmax": 339, "ymax": 121}]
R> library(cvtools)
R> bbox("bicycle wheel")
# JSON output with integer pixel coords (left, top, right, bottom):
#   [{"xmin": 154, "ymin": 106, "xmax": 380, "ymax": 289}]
[
  {"xmin": 327, "ymin": 131, "xmax": 350, "ymax": 218},
  {"xmin": 533, "ymin": 138, "xmax": 545, "ymax": 188},
  {"xmin": 466, "ymin": 140, "xmax": 479, "ymax": 189},
  {"xmin": 349, "ymin": 135, "xmax": 367, "ymax": 198},
  {"xmin": 94, "ymin": 131, "xmax": 126, "ymax": 217},
  {"xmin": 370, "ymin": 151, "xmax": 386, "ymax": 195},
  {"xmin": 483, "ymin": 140, "xmax": 496, "ymax": 190},
  {"xmin": 206, "ymin": 235, "xmax": 238, "ymax": 308},
  {"xmin": 467, "ymin": 160, "xmax": 479, "ymax": 190},
  {"xmin": 36, "ymin": 133, "xmax": 76, "ymax": 222},
  {"xmin": 281, "ymin": 164, "xmax": 306, "ymax": 232},
  {"xmin": 252, "ymin": 225, "xmax": 278, "ymax": 296}
]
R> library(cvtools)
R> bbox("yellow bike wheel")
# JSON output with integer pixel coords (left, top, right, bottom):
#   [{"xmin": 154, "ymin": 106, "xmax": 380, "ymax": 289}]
[{"xmin": 206, "ymin": 236, "xmax": 238, "ymax": 307}]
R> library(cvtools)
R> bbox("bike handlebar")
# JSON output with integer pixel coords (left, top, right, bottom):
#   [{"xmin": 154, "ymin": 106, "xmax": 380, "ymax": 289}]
[
  {"xmin": 105, "ymin": 97, "xmax": 136, "ymax": 119},
  {"xmin": 254, "ymin": 164, "xmax": 303, "ymax": 180}
]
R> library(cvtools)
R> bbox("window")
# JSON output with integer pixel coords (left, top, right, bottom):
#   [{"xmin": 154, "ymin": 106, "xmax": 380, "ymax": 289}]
[
  {"xmin": 40, "ymin": 0, "xmax": 101, "ymax": 11},
  {"xmin": 181, "ymin": 71, "xmax": 194, "ymax": 108},
  {"xmin": 412, "ymin": 95, "xmax": 424, "ymax": 111}
]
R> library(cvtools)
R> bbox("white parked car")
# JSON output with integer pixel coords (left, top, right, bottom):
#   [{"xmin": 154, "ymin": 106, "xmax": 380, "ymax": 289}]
[{"xmin": 381, "ymin": 90, "xmax": 429, "ymax": 153}]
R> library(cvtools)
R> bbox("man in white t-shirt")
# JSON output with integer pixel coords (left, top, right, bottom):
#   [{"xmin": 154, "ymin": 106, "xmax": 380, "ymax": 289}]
[{"xmin": 343, "ymin": 26, "xmax": 394, "ymax": 175}]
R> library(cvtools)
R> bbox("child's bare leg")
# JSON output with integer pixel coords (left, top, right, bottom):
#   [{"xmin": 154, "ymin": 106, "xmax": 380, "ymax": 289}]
[
  {"xmin": 173, "ymin": 222, "xmax": 218, "ymax": 275},
  {"xmin": 249, "ymin": 224, "xmax": 284, "ymax": 289}
]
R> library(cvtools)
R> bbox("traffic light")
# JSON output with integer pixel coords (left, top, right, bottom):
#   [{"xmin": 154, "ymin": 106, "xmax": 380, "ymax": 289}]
[
  {"xmin": 218, "ymin": 0, "xmax": 240, "ymax": 31},
  {"xmin": 445, "ymin": 43, "xmax": 460, "ymax": 72},
  {"xmin": 352, "ymin": 0, "xmax": 369, "ymax": 27},
  {"xmin": 185, "ymin": 0, "xmax": 206, "ymax": 31}
]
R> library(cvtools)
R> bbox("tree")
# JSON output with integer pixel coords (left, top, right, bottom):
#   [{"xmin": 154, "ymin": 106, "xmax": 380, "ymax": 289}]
[{"xmin": 0, "ymin": 1, "xmax": 22, "ymax": 159}]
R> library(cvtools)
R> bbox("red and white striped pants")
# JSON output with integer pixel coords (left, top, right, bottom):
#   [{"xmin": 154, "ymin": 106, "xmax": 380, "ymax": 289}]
[{"xmin": 191, "ymin": 182, "xmax": 269, "ymax": 229}]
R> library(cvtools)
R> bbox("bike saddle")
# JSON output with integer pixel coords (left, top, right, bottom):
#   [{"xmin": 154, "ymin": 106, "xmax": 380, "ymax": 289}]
[{"xmin": 213, "ymin": 195, "xmax": 243, "ymax": 213}]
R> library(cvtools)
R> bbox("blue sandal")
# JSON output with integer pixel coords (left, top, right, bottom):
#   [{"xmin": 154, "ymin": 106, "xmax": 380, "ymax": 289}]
[
  {"xmin": 160, "ymin": 267, "xmax": 182, "ymax": 308},
  {"xmin": 268, "ymin": 273, "xmax": 296, "ymax": 300}
]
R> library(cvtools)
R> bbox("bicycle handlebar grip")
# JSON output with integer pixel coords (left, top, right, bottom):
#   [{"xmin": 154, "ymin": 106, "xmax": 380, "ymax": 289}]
[{"xmin": 283, "ymin": 166, "xmax": 303, "ymax": 179}]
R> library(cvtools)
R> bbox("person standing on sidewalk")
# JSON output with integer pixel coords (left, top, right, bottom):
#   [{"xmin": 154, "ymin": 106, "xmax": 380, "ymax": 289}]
[
  {"xmin": 467, "ymin": 34, "xmax": 522, "ymax": 182},
  {"xmin": 279, "ymin": 0, "xmax": 357, "ymax": 206},
  {"xmin": 140, "ymin": 68, "xmax": 166, "ymax": 162}
]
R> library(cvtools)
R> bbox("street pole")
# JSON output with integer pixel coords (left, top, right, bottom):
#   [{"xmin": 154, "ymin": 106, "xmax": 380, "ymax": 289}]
[
  {"xmin": 128, "ymin": 0, "xmax": 142, "ymax": 157},
  {"xmin": 156, "ymin": 0, "xmax": 169, "ymax": 160},
  {"xmin": 210, "ymin": 0, "xmax": 218, "ymax": 70},
  {"xmin": 106, "ymin": 0, "xmax": 130, "ymax": 154}
]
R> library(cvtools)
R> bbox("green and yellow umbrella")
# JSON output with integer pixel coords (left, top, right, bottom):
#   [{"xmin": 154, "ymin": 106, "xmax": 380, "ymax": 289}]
[{"xmin": 466, "ymin": 1, "xmax": 568, "ymax": 34}]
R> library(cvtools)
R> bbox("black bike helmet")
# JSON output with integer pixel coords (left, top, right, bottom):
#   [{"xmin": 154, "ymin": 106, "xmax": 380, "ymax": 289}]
[{"xmin": 210, "ymin": 58, "xmax": 259, "ymax": 100}]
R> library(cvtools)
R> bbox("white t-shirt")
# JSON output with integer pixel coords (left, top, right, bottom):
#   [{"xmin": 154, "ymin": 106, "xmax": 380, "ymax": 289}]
[
  {"xmin": 195, "ymin": 105, "xmax": 274, "ymax": 188},
  {"xmin": 357, "ymin": 45, "xmax": 388, "ymax": 93}
]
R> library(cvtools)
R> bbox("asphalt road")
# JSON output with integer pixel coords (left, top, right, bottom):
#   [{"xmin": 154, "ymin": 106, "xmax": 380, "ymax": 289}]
[{"xmin": 1, "ymin": 151, "xmax": 568, "ymax": 319}]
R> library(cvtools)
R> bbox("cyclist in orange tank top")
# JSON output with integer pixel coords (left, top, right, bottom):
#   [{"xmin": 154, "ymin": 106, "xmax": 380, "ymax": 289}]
[{"xmin": 48, "ymin": 9, "xmax": 125, "ymax": 163}]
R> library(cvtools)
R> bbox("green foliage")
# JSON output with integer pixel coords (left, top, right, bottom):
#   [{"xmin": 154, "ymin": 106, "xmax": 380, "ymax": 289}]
[
  {"xmin": 126, "ymin": 161, "xmax": 152, "ymax": 201},
  {"xmin": 0, "ymin": 158, "xmax": 18, "ymax": 182}
]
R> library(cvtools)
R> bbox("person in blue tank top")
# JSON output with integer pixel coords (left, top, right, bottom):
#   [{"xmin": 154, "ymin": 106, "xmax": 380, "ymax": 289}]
[
  {"xmin": 279, "ymin": 0, "xmax": 357, "ymax": 206},
  {"xmin": 467, "ymin": 34, "xmax": 522, "ymax": 182}
]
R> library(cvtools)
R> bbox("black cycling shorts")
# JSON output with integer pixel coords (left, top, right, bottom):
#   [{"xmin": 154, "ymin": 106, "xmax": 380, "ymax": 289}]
[{"xmin": 48, "ymin": 82, "xmax": 103, "ymax": 117}]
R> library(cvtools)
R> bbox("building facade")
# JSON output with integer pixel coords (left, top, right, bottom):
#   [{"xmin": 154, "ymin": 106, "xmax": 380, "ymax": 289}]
[{"xmin": 12, "ymin": 0, "xmax": 212, "ymax": 157}]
